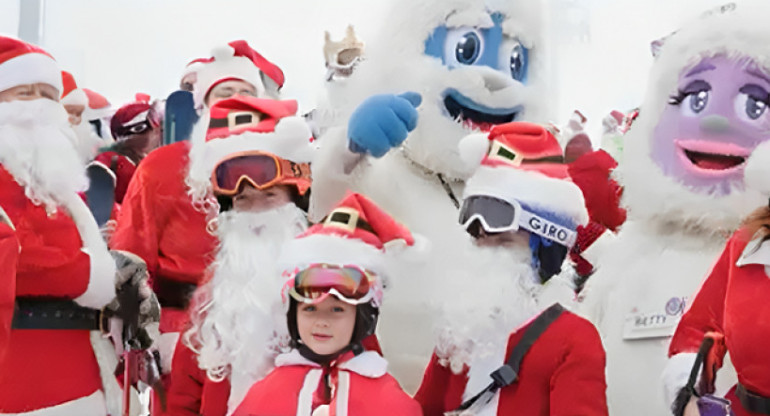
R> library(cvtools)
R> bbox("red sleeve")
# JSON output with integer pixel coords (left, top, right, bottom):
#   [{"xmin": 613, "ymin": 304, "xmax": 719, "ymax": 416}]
[
  {"xmin": 414, "ymin": 352, "xmax": 465, "ymax": 416},
  {"xmin": 0, "ymin": 222, "xmax": 18, "ymax": 359},
  {"xmin": 668, "ymin": 236, "xmax": 733, "ymax": 358},
  {"xmin": 165, "ymin": 337, "xmax": 205, "ymax": 416},
  {"xmin": 110, "ymin": 160, "xmax": 161, "ymax": 277},
  {"xmin": 550, "ymin": 316, "xmax": 609, "ymax": 416}
]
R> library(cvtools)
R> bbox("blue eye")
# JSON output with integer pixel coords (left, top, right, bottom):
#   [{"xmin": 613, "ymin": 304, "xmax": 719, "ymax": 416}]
[
  {"xmin": 455, "ymin": 32, "xmax": 481, "ymax": 64},
  {"xmin": 688, "ymin": 91, "xmax": 709, "ymax": 114},
  {"xmin": 509, "ymin": 42, "xmax": 528, "ymax": 81},
  {"xmin": 745, "ymin": 95, "xmax": 767, "ymax": 119}
]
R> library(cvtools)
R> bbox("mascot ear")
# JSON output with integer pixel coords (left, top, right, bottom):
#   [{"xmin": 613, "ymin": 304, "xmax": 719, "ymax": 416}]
[{"xmin": 650, "ymin": 31, "xmax": 677, "ymax": 59}]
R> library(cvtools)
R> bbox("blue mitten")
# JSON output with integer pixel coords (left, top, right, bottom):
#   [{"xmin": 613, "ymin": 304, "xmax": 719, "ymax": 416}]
[{"xmin": 347, "ymin": 92, "xmax": 422, "ymax": 157}]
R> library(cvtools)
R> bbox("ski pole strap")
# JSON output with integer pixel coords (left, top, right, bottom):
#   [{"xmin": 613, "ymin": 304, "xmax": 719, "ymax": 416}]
[
  {"xmin": 453, "ymin": 303, "xmax": 565, "ymax": 412},
  {"xmin": 685, "ymin": 335, "xmax": 715, "ymax": 397}
]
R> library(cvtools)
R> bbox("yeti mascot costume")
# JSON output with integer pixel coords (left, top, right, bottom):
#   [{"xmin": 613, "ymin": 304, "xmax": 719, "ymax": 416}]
[
  {"xmin": 310, "ymin": 0, "xmax": 553, "ymax": 392},
  {"xmin": 581, "ymin": 2, "xmax": 770, "ymax": 415}
]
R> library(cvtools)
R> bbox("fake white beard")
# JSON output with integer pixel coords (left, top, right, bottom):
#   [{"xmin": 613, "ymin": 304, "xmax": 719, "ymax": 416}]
[
  {"xmin": 432, "ymin": 237, "xmax": 539, "ymax": 374},
  {"xmin": 185, "ymin": 204, "xmax": 307, "ymax": 383},
  {"xmin": 69, "ymin": 119, "xmax": 103, "ymax": 164},
  {"xmin": 0, "ymin": 99, "xmax": 88, "ymax": 211}
]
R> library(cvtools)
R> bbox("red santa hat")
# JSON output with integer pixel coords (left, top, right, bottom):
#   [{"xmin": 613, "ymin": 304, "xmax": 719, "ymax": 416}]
[
  {"xmin": 110, "ymin": 93, "xmax": 159, "ymax": 139},
  {"xmin": 193, "ymin": 40, "xmax": 285, "ymax": 108},
  {"xmin": 279, "ymin": 192, "xmax": 414, "ymax": 275},
  {"xmin": 205, "ymin": 95, "xmax": 298, "ymax": 141},
  {"xmin": 82, "ymin": 88, "xmax": 112, "ymax": 120},
  {"xmin": 459, "ymin": 122, "xmax": 589, "ymax": 236},
  {"xmin": 60, "ymin": 71, "xmax": 87, "ymax": 107},
  {"xmin": 0, "ymin": 36, "xmax": 62, "ymax": 93}
]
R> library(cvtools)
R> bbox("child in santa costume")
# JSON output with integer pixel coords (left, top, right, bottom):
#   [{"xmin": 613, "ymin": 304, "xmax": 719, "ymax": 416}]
[
  {"xmin": 664, "ymin": 142, "xmax": 770, "ymax": 416},
  {"xmin": 164, "ymin": 106, "xmax": 314, "ymax": 416},
  {"xmin": 0, "ymin": 36, "xmax": 157, "ymax": 416},
  {"xmin": 580, "ymin": 3, "xmax": 770, "ymax": 414},
  {"xmin": 414, "ymin": 122, "xmax": 608, "ymax": 416},
  {"xmin": 232, "ymin": 192, "xmax": 421, "ymax": 416}
]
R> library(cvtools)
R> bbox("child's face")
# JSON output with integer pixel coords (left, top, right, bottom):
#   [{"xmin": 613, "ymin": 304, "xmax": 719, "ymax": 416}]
[{"xmin": 297, "ymin": 296, "xmax": 357, "ymax": 356}]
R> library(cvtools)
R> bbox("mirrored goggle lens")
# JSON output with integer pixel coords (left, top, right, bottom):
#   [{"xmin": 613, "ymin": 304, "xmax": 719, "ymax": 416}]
[
  {"xmin": 459, "ymin": 196, "xmax": 518, "ymax": 233},
  {"xmin": 293, "ymin": 266, "xmax": 370, "ymax": 301},
  {"xmin": 213, "ymin": 154, "xmax": 279, "ymax": 193},
  {"xmin": 117, "ymin": 121, "xmax": 150, "ymax": 137}
]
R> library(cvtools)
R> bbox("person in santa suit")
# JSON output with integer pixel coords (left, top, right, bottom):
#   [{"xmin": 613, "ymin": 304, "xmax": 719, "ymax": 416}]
[
  {"xmin": 82, "ymin": 87, "xmax": 114, "ymax": 142},
  {"xmin": 232, "ymin": 192, "xmax": 421, "ymax": 416},
  {"xmin": 663, "ymin": 142, "xmax": 770, "ymax": 416},
  {"xmin": 111, "ymin": 40, "xmax": 288, "ymax": 377},
  {"xmin": 414, "ymin": 122, "xmax": 607, "ymax": 416},
  {"xmin": 0, "ymin": 35, "xmax": 158, "ymax": 416},
  {"xmin": 579, "ymin": 3, "xmax": 770, "ymax": 414},
  {"xmin": 60, "ymin": 71, "xmax": 102, "ymax": 164},
  {"xmin": 89, "ymin": 93, "xmax": 162, "ymax": 206},
  {"xmin": 164, "ymin": 98, "xmax": 315, "ymax": 416}
]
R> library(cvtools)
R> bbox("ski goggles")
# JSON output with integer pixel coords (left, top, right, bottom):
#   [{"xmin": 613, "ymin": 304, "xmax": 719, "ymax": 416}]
[
  {"xmin": 459, "ymin": 195, "xmax": 578, "ymax": 247},
  {"xmin": 460, "ymin": 195, "xmax": 522, "ymax": 235},
  {"xmin": 286, "ymin": 264, "xmax": 379, "ymax": 306},
  {"xmin": 211, "ymin": 151, "xmax": 311, "ymax": 196}
]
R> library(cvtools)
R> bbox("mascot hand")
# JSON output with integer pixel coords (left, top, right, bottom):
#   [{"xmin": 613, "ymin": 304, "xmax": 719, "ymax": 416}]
[{"xmin": 348, "ymin": 92, "xmax": 422, "ymax": 157}]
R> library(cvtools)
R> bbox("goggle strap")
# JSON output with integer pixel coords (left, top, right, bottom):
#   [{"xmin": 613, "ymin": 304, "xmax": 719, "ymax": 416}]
[{"xmin": 518, "ymin": 210, "xmax": 576, "ymax": 247}]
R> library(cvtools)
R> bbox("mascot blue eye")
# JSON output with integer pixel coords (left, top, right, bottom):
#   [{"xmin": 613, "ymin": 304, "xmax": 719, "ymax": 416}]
[
  {"xmin": 509, "ymin": 42, "xmax": 528, "ymax": 81},
  {"xmin": 455, "ymin": 32, "xmax": 481, "ymax": 64}
]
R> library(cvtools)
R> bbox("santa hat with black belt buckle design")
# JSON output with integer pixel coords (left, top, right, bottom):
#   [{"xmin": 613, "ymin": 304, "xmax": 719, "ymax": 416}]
[
  {"xmin": 193, "ymin": 40, "xmax": 285, "ymax": 108},
  {"xmin": 459, "ymin": 122, "xmax": 589, "ymax": 248},
  {"xmin": 0, "ymin": 36, "xmax": 62, "ymax": 94},
  {"xmin": 279, "ymin": 192, "xmax": 415, "ymax": 277},
  {"xmin": 186, "ymin": 95, "xmax": 314, "ymax": 205}
]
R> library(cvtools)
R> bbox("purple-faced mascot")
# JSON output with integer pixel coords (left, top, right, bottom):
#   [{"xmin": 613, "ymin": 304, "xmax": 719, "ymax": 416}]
[{"xmin": 581, "ymin": 3, "xmax": 770, "ymax": 415}]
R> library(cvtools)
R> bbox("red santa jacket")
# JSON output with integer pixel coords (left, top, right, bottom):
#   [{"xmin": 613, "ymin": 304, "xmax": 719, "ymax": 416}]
[
  {"xmin": 668, "ymin": 228, "xmax": 770, "ymax": 416},
  {"xmin": 91, "ymin": 150, "xmax": 137, "ymax": 204},
  {"xmin": 166, "ymin": 331, "xmax": 383, "ymax": 416},
  {"xmin": 0, "ymin": 166, "xmax": 116, "ymax": 413},
  {"xmin": 415, "ymin": 309, "xmax": 608, "ymax": 416},
  {"xmin": 165, "ymin": 338, "xmax": 230, "ymax": 416},
  {"xmin": 111, "ymin": 141, "xmax": 218, "ymax": 332},
  {"xmin": 233, "ymin": 349, "xmax": 421, "ymax": 416}
]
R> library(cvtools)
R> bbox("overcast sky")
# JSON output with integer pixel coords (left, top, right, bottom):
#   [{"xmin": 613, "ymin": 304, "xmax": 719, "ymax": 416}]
[{"xmin": 0, "ymin": 0, "xmax": 729, "ymax": 137}]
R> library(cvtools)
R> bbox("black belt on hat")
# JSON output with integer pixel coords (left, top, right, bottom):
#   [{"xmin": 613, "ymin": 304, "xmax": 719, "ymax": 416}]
[
  {"xmin": 153, "ymin": 276, "xmax": 197, "ymax": 310},
  {"xmin": 12, "ymin": 297, "xmax": 103, "ymax": 330},
  {"xmin": 736, "ymin": 383, "xmax": 770, "ymax": 414}
]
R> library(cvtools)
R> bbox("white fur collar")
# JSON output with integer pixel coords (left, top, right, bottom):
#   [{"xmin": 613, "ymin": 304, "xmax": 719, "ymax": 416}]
[
  {"xmin": 737, "ymin": 232, "xmax": 770, "ymax": 267},
  {"xmin": 275, "ymin": 349, "xmax": 388, "ymax": 378}
]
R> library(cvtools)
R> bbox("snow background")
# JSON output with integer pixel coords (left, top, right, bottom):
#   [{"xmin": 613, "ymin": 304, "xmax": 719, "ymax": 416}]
[{"xmin": 0, "ymin": 0, "xmax": 729, "ymax": 138}]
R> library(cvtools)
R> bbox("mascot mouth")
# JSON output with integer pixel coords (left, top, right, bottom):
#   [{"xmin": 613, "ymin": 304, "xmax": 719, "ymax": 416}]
[
  {"xmin": 443, "ymin": 90, "xmax": 521, "ymax": 132},
  {"xmin": 676, "ymin": 140, "xmax": 749, "ymax": 173}
]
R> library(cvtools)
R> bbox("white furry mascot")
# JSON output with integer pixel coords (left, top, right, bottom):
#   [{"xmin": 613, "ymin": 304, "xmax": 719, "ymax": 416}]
[
  {"xmin": 310, "ymin": 0, "xmax": 552, "ymax": 392},
  {"xmin": 580, "ymin": 2, "xmax": 770, "ymax": 414}
]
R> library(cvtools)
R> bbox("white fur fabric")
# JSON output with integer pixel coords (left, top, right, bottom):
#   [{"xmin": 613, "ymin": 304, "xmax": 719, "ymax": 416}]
[
  {"xmin": 183, "ymin": 205, "xmax": 306, "ymax": 411},
  {"xmin": 0, "ymin": 99, "xmax": 88, "ymax": 211}
]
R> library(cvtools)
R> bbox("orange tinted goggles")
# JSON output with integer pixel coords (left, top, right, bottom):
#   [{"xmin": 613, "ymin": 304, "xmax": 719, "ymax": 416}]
[{"xmin": 211, "ymin": 151, "xmax": 311, "ymax": 196}]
